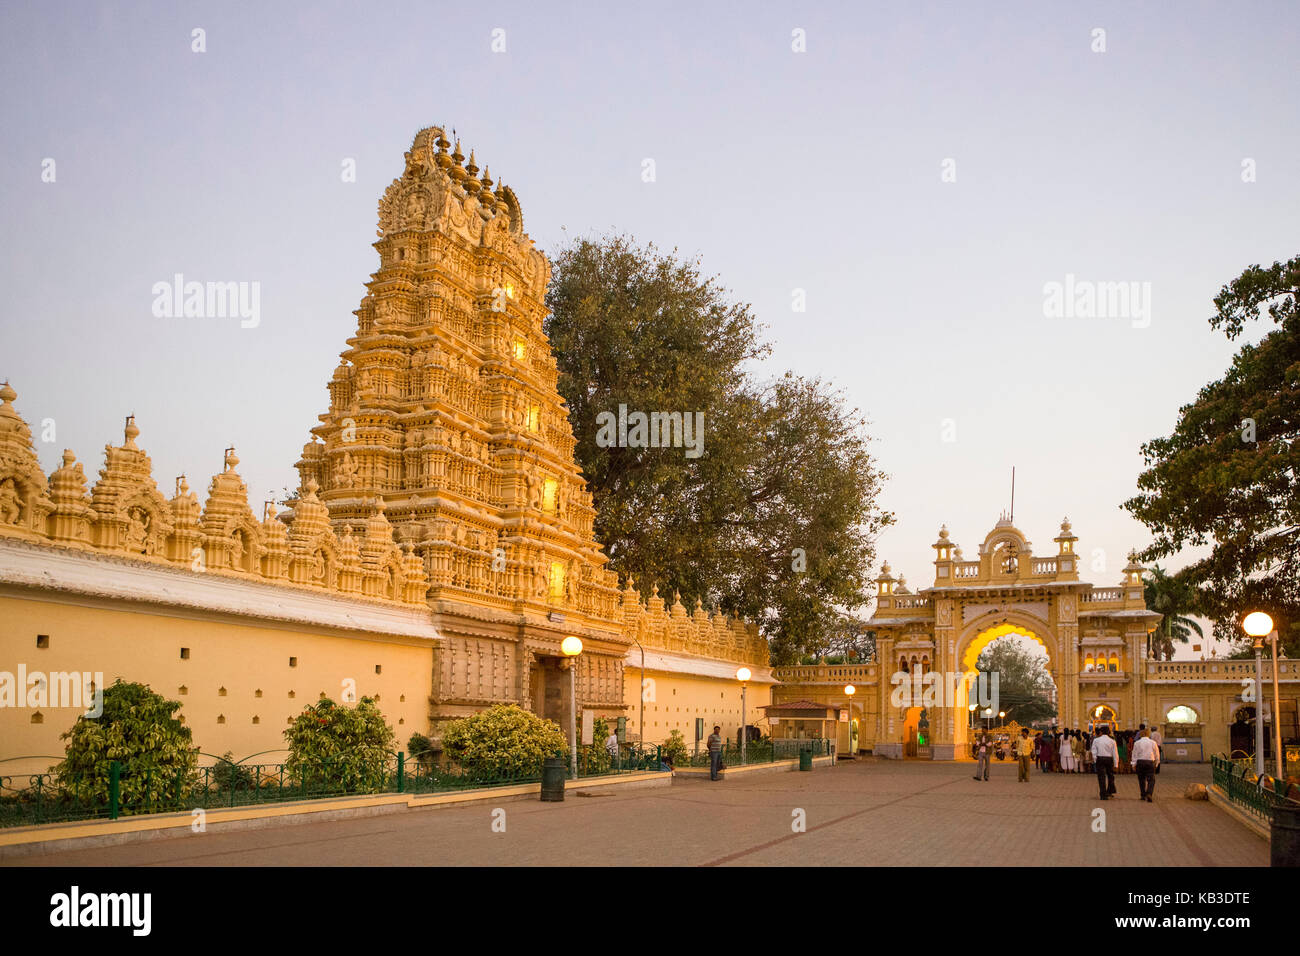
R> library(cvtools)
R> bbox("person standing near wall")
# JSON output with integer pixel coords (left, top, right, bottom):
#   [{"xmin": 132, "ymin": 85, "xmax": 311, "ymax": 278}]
[{"xmin": 707, "ymin": 725, "xmax": 723, "ymax": 781}]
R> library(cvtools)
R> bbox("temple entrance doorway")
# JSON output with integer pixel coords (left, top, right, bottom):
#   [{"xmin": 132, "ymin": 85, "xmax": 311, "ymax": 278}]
[
  {"xmin": 1089, "ymin": 704, "xmax": 1119, "ymax": 730},
  {"xmin": 902, "ymin": 706, "xmax": 931, "ymax": 758}
]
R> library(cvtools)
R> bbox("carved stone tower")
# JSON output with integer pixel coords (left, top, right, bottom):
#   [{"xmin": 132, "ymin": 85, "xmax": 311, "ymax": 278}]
[{"xmin": 295, "ymin": 126, "xmax": 627, "ymax": 738}]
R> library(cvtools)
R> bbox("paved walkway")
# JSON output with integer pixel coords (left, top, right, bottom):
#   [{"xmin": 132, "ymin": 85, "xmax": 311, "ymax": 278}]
[{"xmin": 9, "ymin": 760, "xmax": 1267, "ymax": 867}]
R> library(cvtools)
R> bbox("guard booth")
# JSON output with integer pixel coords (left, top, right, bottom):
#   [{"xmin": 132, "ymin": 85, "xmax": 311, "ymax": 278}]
[{"xmin": 761, "ymin": 700, "xmax": 842, "ymax": 748}]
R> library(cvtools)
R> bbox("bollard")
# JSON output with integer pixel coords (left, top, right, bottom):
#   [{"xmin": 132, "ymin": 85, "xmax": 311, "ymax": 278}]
[
  {"xmin": 799, "ymin": 750, "xmax": 812, "ymax": 772},
  {"xmin": 540, "ymin": 756, "xmax": 566, "ymax": 802}
]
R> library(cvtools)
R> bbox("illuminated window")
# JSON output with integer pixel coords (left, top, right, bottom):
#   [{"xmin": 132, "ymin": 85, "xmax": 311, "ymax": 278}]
[
  {"xmin": 528, "ymin": 404, "xmax": 541, "ymax": 432},
  {"xmin": 513, "ymin": 340, "xmax": 527, "ymax": 361},
  {"xmin": 542, "ymin": 478, "xmax": 558, "ymax": 514},
  {"xmin": 505, "ymin": 283, "xmax": 515, "ymax": 299},
  {"xmin": 1108, "ymin": 656, "xmax": 1119, "ymax": 672},
  {"xmin": 1084, "ymin": 657, "xmax": 1095, "ymax": 672},
  {"xmin": 1165, "ymin": 705, "xmax": 1198, "ymax": 724},
  {"xmin": 549, "ymin": 561, "xmax": 565, "ymax": 602}
]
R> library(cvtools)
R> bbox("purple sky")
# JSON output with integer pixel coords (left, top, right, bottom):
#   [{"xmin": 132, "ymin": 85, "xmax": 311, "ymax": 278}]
[{"xmin": 2, "ymin": 2, "xmax": 1296, "ymax": 658}]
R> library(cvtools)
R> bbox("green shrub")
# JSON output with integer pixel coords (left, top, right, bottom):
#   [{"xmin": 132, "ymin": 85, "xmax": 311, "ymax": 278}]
[
  {"xmin": 661, "ymin": 728, "xmax": 690, "ymax": 766},
  {"xmin": 210, "ymin": 752, "xmax": 255, "ymax": 792},
  {"xmin": 441, "ymin": 704, "xmax": 567, "ymax": 780},
  {"xmin": 284, "ymin": 695, "xmax": 395, "ymax": 792},
  {"xmin": 407, "ymin": 732, "xmax": 435, "ymax": 769},
  {"xmin": 55, "ymin": 679, "xmax": 198, "ymax": 811}
]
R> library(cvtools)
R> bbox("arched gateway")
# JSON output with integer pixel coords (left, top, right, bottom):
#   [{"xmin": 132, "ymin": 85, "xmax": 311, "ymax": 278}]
[{"xmin": 776, "ymin": 515, "xmax": 1162, "ymax": 759}]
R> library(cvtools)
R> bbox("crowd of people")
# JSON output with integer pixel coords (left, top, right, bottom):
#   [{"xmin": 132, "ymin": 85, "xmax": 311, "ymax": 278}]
[{"xmin": 973, "ymin": 723, "xmax": 1163, "ymax": 800}]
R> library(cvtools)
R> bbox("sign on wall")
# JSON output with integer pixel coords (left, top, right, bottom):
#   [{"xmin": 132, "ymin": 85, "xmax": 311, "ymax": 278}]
[{"xmin": 581, "ymin": 709, "xmax": 593, "ymax": 745}]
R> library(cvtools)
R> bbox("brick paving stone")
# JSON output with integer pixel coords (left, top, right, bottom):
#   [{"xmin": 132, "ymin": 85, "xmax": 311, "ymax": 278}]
[{"xmin": 6, "ymin": 761, "xmax": 1268, "ymax": 867}]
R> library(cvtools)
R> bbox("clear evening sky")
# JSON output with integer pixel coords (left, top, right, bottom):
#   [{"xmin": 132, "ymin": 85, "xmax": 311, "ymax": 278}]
[{"xmin": 2, "ymin": 2, "xmax": 1296, "ymax": 657}]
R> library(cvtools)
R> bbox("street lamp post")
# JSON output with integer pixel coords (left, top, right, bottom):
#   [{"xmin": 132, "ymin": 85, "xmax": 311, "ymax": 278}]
[
  {"xmin": 844, "ymin": 684, "xmax": 856, "ymax": 758},
  {"xmin": 631, "ymin": 634, "xmax": 645, "ymax": 752},
  {"xmin": 1244, "ymin": 612, "xmax": 1283, "ymax": 779},
  {"xmin": 561, "ymin": 636, "xmax": 583, "ymax": 780},
  {"xmin": 1253, "ymin": 637, "xmax": 1266, "ymax": 777},
  {"xmin": 737, "ymin": 667, "xmax": 751, "ymax": 763}
]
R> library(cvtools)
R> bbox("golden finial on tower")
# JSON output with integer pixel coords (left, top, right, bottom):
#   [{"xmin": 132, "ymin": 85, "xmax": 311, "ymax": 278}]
[
  {"xmin": 464, "ymin": 150, "xmax": 481, "ymax": 195},
  {"xmin": 434, "ymin": 127, "xmax": 451, "ymax": 168},
  {"xmin": 449, "ymin": 139, "xmax": 466, "ymax": 183}
]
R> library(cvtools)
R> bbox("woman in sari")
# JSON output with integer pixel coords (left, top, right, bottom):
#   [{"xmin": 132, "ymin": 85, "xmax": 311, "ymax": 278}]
[
  {"xmin": 1116, "ymin": 732, "xmax": 1129, "ymax": 774},
  {"xmin": 1071, "ymin": 730, "xmax": 1084, "ymax": 773}
]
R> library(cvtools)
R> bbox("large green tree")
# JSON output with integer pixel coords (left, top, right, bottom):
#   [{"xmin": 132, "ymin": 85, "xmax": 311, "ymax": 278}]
[
  {"xmin": 1123, "ymin": 256, "xmax": 1300, "ymax": 656},
  {"xmin": 545, "ymin": 235, "xmax": 890, "ymax": 664},
  {"xmin": 1142, "ymin": 565, "xmax": 1205, "ymax": 660},
  {"xmin": 974, "ymin": 637, "xmax": 1057, "ymax": 726}
]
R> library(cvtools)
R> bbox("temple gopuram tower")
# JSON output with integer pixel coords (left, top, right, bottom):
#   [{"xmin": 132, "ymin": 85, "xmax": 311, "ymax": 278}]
[{"xmin": 295, "ymin": 126, "xmax": 627, "ymax": 740}]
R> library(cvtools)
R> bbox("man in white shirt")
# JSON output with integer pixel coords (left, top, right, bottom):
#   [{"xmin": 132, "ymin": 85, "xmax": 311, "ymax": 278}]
[
  {"xmin": 1131, "ymin": 729, "xmax": 1160, "ymax": 802},
  {"xmin": 1091, "ymin": 726, "xmax": 1118, "ymax": 800},
  {"xmin": 605, "ymin": 728, "xmax": 620, "ymax": 766}
]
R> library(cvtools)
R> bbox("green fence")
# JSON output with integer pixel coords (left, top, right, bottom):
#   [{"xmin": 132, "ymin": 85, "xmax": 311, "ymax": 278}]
[
  {"xmin": 1210, "ymin": 754, "xmax": 1300, "ymax": 823},
  {"xmin": 0, "ymin": 739, "xmax": 827, "ymax": 829},
  {"xmin": 684, "ymin": 737, "xmax": 831, "ymax": 768},
  {"xmin": 0, "ymin": 745, "xmax": 667, "ymax": 829}
]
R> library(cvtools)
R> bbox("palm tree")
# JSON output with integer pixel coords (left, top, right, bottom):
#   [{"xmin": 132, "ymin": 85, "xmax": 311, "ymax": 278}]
[{"xmin": 1143, "ymin": 565, "xmax": 1205, "ymax": 660}]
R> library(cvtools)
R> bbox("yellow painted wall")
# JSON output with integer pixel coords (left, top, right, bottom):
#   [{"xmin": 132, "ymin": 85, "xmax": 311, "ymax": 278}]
[
  {"xmin": 614, "ymin": 668, "xmax": 772, "ymax": 747},
  {"xmin": 0, "ymin": 595, "xmax": 435, "ymax": 776}
]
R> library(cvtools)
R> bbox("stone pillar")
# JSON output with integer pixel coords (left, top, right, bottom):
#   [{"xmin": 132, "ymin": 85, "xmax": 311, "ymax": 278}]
[
  {"xmin": 930, "ymin": 598, "xmax": 961, "ymax": 764},
  {"xmin": 1127, "ymin": 629, "xmax": 1145, "ymax": 727},
  {"xmin": 1056, "ymin": 592, "xmax": 1079, "ymax": 728},
  {"xmin": 931, "ymin": 599, "xmax": 957, "ymax": 760},
  {"xmin": 876, "ymin": 634, "xmax": 901, "ymax": 758}
]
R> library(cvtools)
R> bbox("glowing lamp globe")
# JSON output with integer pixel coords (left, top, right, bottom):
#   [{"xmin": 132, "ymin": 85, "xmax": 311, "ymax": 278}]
[
  {"xmin": 968, "ymin": 703, "xmax": 977, "ymax": 712},
  {"xmin": 736, "ymin": 667, "xmax": 751, "ymax": 683},
  {"xmin": 1243, "ymin": 612, "xmax": 1274, "ymax": 638},
  {"xmin": 844, "ymin": 684, "xmax": 855, "ymax": 696},
  {"xmin": 561, "ymin": 636, "xmax": 583, "ymax": 657}
]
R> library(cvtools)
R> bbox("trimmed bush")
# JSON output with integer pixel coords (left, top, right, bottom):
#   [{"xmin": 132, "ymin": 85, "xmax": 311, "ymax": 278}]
[
  {"xmin": 407, "ymin": 732, "xmax": 435, "ymax": 770},
  {"xmin": 210, "ymin": 752, "xmax": 255, "ymax": 792},
  {"xmin": 661, "ymin": 728, "xmax": 690, "ymax": 767},
  {"xmin": 441, "ymin": 704, "xmax": 567, "ymax": 780},
  {"xmin": 56, "ymin": 679, "xmax": 198, "ymax": 810},
  {"xmin": 284, "ymin": 696, "xmax": 395, "ymax": 792}
]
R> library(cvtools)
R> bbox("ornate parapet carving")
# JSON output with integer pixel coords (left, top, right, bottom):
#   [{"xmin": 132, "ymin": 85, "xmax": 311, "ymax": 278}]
[
  {"xmin": 617, "ymin": 576, "xmax": 769, "ymax": 669},
  {"xmin": 0, "ymin": 388, "xmax": 427, "ymax": 608}
]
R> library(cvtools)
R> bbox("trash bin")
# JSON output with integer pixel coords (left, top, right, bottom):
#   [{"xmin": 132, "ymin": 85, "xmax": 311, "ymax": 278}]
[
  {"xmin": 540, "ymin": 757, "xmax": 566, "ymax": 802},
  {"xmin": 1272, "ymin": 801, "xmax": 1300, "ymax": 867},
  {"xmin": 799, "ymin": 749, "xmax": 812, "ymax": 772}
]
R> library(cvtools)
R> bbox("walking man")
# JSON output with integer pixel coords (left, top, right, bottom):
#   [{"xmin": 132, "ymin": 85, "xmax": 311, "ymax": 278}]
[
  {"xmin": 1016, "ymin": 727, "xmax": 1033, "ymax": 783},
  {"xmin": 1132, "ymin": 728, "xmax": 1160, "ymax": 802},
  {"xmin": 707, "ymin": 725, "xmax": 723, "ymax": 781},
  {"xmin": 973, "ymin": 731, "xmax": 993, "ymax": 781},
  {"xmin": 1091, "ymin": 724, "xmax": 1118, "ymax": 799}
]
